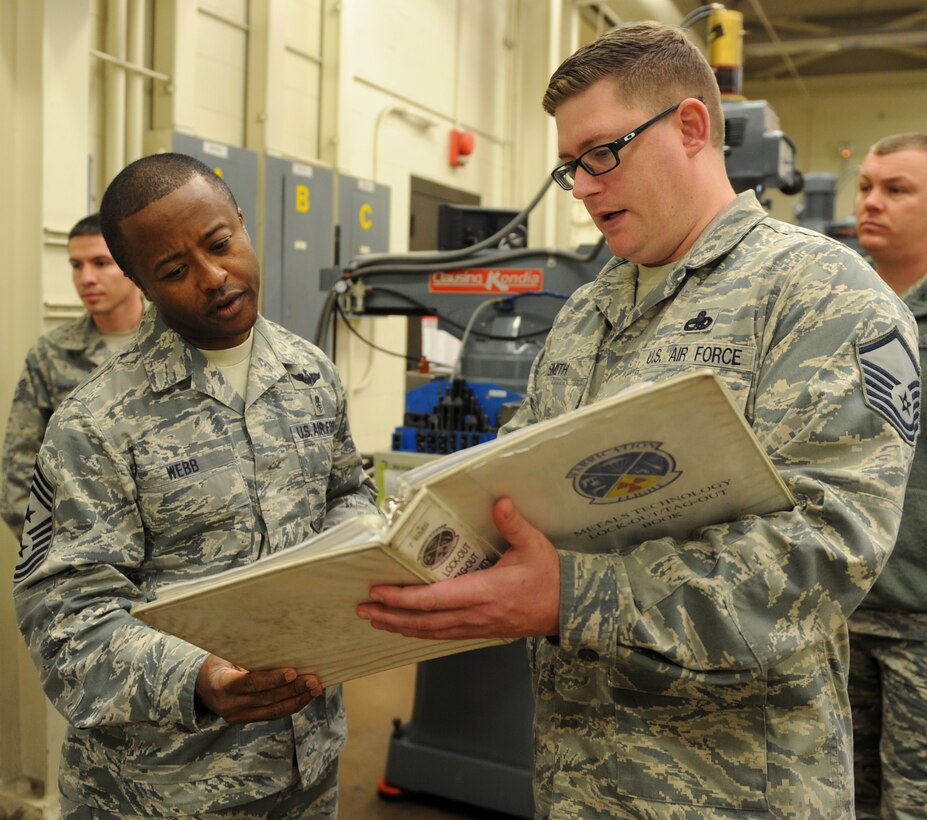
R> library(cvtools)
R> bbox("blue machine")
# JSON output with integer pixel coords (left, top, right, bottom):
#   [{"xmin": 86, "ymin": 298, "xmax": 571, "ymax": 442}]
[
  {"xmin": 382, "ymin": 641, "xmax": 536, "ymax": 817},
  {"xmin": 392, "ymin": 377, "xmax": 523, "ymax": 455}
]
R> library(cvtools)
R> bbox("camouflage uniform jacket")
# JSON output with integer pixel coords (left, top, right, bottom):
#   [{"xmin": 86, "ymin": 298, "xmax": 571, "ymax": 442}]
[
  {"xmin": 851, "ymin": 273, "xmax": 927, "ymax": 635},
  {"xmin": 2, "ymin": 313, "xmax": 113, "ymax": 539},
  {"xmin": 501, "ymin": 192, "xmax": 919, "ymax": 819},
  {"xmin": 13, "ymin": 307, "xmax": 379, "ymax": 817}
]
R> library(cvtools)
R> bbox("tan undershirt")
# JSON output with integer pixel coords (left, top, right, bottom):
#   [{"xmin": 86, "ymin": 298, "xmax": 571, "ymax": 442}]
[
  {"xmin": 100, "ymin": 328, "xmax": 138, "ymax": 354},
  {"xmin": 197, "ymin": 331, "xmax": 255, "ymax": 399},
  {"xmin": 635, "ymin": 261, "xmax": 677, "ymax": 306}
]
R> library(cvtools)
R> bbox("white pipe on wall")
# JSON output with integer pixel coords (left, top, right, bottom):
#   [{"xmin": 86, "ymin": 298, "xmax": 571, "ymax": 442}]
[
  {"xmin": 544, "ymin": 0, "xmax": 563, "ymax": 248},
  {"xmin": 105, "ymin": 0, "xmax": 127, "ymax": 184},
  {"xmin": 125, "ymin": 0, "xmax": 145, "ymax": 166}
]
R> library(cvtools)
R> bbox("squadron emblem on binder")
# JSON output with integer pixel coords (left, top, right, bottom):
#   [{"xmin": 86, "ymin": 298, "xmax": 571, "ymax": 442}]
[
  {"xmin": 419, "ymin": 525, "xmax": 459, "ymax": 568},
  {"xmin": 568, "ymin": 442, "xmax": 681, "ymax": 505}
]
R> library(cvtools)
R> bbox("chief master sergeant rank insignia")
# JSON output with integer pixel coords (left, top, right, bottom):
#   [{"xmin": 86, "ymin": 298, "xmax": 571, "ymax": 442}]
[{"xmin": 14, "ymin": 464, "xmax": 54, "ymax": 583}]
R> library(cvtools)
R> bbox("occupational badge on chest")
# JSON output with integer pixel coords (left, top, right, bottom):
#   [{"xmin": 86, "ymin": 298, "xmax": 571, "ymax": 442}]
[{"xmin": 682, "ymin": 308, "xmax": 719, "ymax": 333}]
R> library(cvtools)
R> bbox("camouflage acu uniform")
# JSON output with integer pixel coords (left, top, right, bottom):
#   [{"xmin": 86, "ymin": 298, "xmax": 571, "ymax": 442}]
[
  {"xmin": 13, "ymin": 307, "xmax": 379, "ymax": 817},
  {"xmin": 848, "ymin": 273, "xmax": 927, "ymax": 819},
  {"xmin": 500, "ymin": 192, "xmax": 920, "ymax": 819},
  {"xmin": 1, "ymin": 313, "xmax": 116, "ymax": 539}
]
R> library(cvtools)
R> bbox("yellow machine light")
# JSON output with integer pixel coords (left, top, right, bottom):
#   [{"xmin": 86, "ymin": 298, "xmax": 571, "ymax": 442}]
[{"xmin": 708, "ymin": 8, "xmax": 746, "ymax": 100}]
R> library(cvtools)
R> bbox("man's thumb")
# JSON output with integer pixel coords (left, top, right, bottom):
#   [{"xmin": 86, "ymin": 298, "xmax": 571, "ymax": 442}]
[{"xmin": 492, "ymin": 496, "xmax": 530, "ymax": 547}]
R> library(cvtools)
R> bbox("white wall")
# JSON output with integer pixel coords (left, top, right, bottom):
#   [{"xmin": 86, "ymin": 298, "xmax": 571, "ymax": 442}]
[
  {"xmin": 279, "ymin": 0, "xmax": 323, "ymax": 159},
  {"xmin": 0, "ymin": 3, "xmax": 92, "ymax": 812},
  {"xmin": 0, "ymin": 0, "xmax": 23, "ymax": 796}
]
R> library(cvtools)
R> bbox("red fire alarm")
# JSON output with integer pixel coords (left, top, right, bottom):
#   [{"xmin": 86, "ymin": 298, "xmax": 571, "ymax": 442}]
[{"xmin": 449, "ymin": 128, "xmax": 475, "ymax": 167}]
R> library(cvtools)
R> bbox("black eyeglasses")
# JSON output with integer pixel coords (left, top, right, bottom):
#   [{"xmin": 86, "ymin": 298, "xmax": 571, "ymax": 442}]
[{"xmin": 551, "ymin": 101, "xmax": 685, "ymax": 191}]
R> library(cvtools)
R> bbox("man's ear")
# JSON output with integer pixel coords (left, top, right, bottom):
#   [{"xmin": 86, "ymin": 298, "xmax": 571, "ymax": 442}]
[
  {"xmin": 678, "ymin": 98, "xmax": 711, "ymax": 157},
  {"xmin": 238, "ymin": 207, "xmax": 252, "ymax": 241}
]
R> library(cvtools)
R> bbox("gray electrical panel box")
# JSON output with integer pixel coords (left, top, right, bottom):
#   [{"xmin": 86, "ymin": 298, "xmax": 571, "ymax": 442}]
[
  {"xmin": 263, "ymin": 156, "xmax": 335, "ymax": 343},
  {"xmin": 338, "ymin": 174, "xmax": 390, "ymax": 264},
  {"xmin": 170, "ymin": 133, "xmax": 259, "ymax": 237}
]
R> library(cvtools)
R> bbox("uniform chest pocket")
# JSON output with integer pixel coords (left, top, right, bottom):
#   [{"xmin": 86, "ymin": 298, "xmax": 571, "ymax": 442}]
[
  {"xmin": 536, "ymin": 354, "xmax": 596, "ymax": 413},
  {"xmin": 288, "ymin": 417, "xmax": 336, "ymax": 524},
  {"xmin": 133, "ymin": 444, "xmax": 250, "ymax": 548}
]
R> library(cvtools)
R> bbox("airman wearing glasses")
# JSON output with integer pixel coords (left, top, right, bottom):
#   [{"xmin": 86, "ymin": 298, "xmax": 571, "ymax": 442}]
[{"xmin": 358, "ymin": 21, "xmax": 919, "ymax": 818}]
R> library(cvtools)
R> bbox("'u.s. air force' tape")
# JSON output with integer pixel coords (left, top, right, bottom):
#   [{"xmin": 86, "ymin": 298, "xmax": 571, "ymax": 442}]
[
  {"xmin": 13, "ymin": 464, "xmax": 55, "ymax": 583},
  {"xmin": 858, "ymin": 327, "xmax": 921, "ymax": 446}
]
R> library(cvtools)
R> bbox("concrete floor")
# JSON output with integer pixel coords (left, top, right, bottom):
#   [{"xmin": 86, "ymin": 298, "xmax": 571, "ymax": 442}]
[{"xmin": 339, "ymin": 664, "xmax": 522, "ymax": 819}]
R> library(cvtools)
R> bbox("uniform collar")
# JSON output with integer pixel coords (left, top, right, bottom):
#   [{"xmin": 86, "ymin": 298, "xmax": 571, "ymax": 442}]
[
  {"xmin": 589, "ymin": 191, "xmax": 767, "ymax": 330},
  {"xmin": 902, "ymin": 274, "xmax": 927, "ymax": 318},
  {"xmin": 678, "ymin": 190, "xmax": 768, "ymax": 270},
  {"xmin": 138, "ymin": 307, "xmax": 293, "ymax": 399},
  {"xmin": 56, "ymin": 312, "xmax": 106, "ymax": 353}
]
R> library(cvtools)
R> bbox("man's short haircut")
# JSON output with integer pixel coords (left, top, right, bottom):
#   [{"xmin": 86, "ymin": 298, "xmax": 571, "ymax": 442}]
[
  {"xmin": 870, "ymin": 132, "xmax": 927, "ymax": 156},
  {"xmin": 99, "ymin": 152, "xmax": 239, "ymax": 278},
  {"xmin": 69, "ymin": 213, "xmax": 103, "ymax": 240},
  {"xmin": 542, "ymin": 20, "xmax": 725, "ymax": 149}
]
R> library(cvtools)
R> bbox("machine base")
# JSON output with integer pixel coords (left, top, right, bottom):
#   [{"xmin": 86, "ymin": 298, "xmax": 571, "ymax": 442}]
[{"xmin": 381, "ymin": 642, "xmax": 535, "ymax": 818}]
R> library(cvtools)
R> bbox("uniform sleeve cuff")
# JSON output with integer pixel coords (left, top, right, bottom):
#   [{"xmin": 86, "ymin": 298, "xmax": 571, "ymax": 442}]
[
  {"xmin": 557, "ymin": 550, "xmax": 624, "ymax": 662},
  {"xmin": 156, "ymin": 636, "xmax": 218, "ymax": 731}
]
